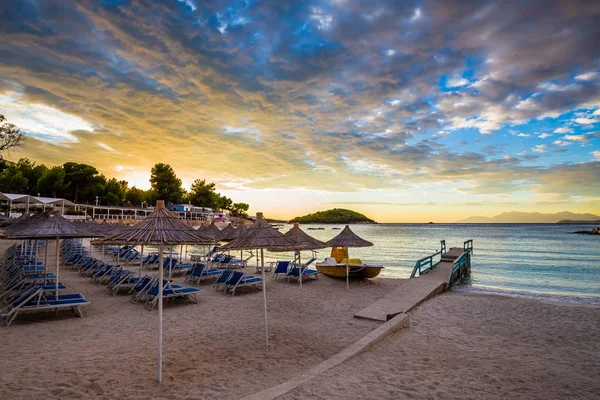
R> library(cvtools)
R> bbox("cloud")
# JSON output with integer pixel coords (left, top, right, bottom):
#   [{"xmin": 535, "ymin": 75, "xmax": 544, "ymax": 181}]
[
  {"xmin": 532, "ymin": 145, "xmax": 547, "ymax": 153},
  {"xmin": 554, "ymin": 127, "xmax": 572, "ymax": 133},
  {"xmin": 538, "ymin": 133, "xmax": 552, "ymax": 139},
  {"xmin": 410, "ymin": 8, "xmax": 422, "ymax": 22},
  {"xmin": 324, "ymin": 201, "xmax": 436, "ymax": 206},
  {"xmin": 0, "ymin": 90, "xmax": 93, "ymax": 144},
  {"xmin": 592, "ymin": 151, "xmax": 600, "ymax": 160},
  {"xmin": 517, "ymin": 133, "xmax": 530, "ymax": 137},
  {"xmin": 575, "ymin": 117, "xmax": 599, "ymax": 125},
  {"xmin": 0, "ymin": 0, "xmax": 599, "ymax": 214},
  {"xmin": 575, "ymin": 71, "xmax": 598, "ymax": 81},
  {"xmin": 447, "ymin": 77, "xmax": 469, "ymax": 88},
  {"xmin": 564, "ymin": 134, "xmax": 590, "ymax": 143},
  {"xmin": 98, "ymin": 142, "xmax": 121, "ymax": 154},
  {"xmin": 552, "ymin": 140, "xmax": 572, "ymax": 146}
]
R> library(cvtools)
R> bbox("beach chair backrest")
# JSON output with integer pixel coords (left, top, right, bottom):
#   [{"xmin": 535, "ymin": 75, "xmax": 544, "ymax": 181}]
[
  {"xmin": 191, "ymin": 263, "xmax": 205, "ymax": 277},
  {"xmin": 215, "ymin": 269, "xmax": 233, "ymax": 283},
  {"xmin": 274, "ymin": 261, "xmax": 290, "ymax": 274},
  {"xmin": 11, "ymin": 285, "xmax": 41, "ymax": 307},
  {"xmin": 228, "ymin": 271, "xmax": 244, "ymax": 286}
]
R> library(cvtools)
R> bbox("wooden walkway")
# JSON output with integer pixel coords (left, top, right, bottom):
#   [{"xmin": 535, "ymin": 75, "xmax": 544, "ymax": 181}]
[{"xmin": 354, "ymin": 246, "xmax": 468, "ymax": 322}]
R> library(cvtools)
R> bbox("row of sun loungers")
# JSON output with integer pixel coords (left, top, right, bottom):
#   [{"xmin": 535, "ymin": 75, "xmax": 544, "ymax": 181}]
[{"xmin": 1, "ymin": 243, "xmax": 91, "ymax": 327}]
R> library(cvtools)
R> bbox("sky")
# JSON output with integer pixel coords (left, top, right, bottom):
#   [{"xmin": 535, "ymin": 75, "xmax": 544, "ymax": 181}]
[{"xmin": 1, "ymin": 0, "xmax": 599, "ymax": 222}]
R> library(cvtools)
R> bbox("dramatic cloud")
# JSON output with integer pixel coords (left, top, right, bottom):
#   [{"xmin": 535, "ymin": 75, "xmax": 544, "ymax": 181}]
[{"xmin": 0, "ymin": 0, "xmax": 599, "ymax": 220}]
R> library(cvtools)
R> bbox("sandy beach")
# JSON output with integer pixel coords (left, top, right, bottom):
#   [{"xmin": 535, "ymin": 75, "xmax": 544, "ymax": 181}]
[
  {"xmin": 1, "ymin": 242, "xmax": 599, "ymax": 400},
  {"xmin": 283, "ymin": 293, "xmax": 600, "ymax": 400}
]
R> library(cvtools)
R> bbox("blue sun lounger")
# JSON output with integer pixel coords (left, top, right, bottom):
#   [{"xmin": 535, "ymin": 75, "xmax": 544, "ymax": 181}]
[
  {"xmin": 213, "ymin": 270, "xmax": 235, "ymax": 290},
  {"xmin": 223, "ymin": 271, "xmax": 263, "ymax": 296},
  {"xmin": 185, "ymin": 263, "xmax": 222, "ymax": 284},
  {"xmin": 286, "ymin": 265, "xmax": 320, "ymax": 282},
  {"xmin": 1, "ymin": 286, "xmax": 90, "ymax": 327},
  {"xmin": 273, "ymin": 261, "xmax": 291, "ymax": 279},
  {"xmin": 143, "ymin": 281, "xmax": 200, "ymax": 310}
]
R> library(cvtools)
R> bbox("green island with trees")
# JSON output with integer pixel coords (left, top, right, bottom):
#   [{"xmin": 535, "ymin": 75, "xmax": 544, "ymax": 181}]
[{"xmin": 290, "ymin": 208, "xmax": 375, "ymax": 224}]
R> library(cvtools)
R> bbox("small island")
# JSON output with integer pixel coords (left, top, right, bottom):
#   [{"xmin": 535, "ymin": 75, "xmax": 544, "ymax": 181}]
[{"xmin": 290, "ymin": 208, "xmax": 375, "ymax": 224}]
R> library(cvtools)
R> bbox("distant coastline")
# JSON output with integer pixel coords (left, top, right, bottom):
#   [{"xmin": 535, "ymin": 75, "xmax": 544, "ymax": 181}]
[{"xmin": 458, "ymin": 211, "xmax": 600, "ymax": 224}]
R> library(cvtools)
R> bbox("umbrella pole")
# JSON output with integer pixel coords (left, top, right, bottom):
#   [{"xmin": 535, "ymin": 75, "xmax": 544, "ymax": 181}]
[
  {"xmin": 179, "ymin": 245, "xmax": 183, "ymax": 265},
  {"xmin": 55, "ymin": 238, "xmax": 60, "ymax": 299},
  {"xmin": 139, "ymin": 245, "xmax": 144, "ymax": 278},
  {"xmin": 44, "ymin": 242, "xmax": 49, "ymax": 284},
  {"xmin": 346, "ymin": 246, "xmax": 349, "ymax": 290},
  {"xmin": 101, "ymin": 245, "xmax": 104, "ymax": 262},
  {"xmin": 346, "ymin": 260, "xmax": 349, "ymax": 290},
  {"xmin": 33, "ymin": 240, "xmax": 38, "ymax": 275},
  {"xmin": 169, "ymin": 246, "xmax": 173, "ymax": 280},
  {"xmin": 297, "ymin": 251, "xmax": 303, "ymax": 303},
  {"xmin": 117, "ymin": 245, "xmax": 120, "ymax": 266},
  {"xmin": 260, "ymin": 248, "xmax": 269, "ymax": 347},
  {"xmin": 158, "ymin": 246, "xmax": 164, "ymax": 383}
]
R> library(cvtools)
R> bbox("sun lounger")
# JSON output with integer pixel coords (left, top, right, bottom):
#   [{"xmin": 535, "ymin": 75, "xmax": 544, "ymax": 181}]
[
  {"xmin": 143, "ymin": 281, "xmax": 200, "ymax": 310},
  {"xmin": 223, "ymin": 271, "xmax": 263, "ymax": 296},
  {"xmin": 212, "ymin": 270, "xmax": 234, "ymax": 290},
  {"xmin": 185, "ymin": 263, "xmax": 222, "ymax": 284},
  {"xmin": 286, "ymin": 264, "xmax": 320, "ymax": 282},
  {"xmin": 273, "ymin": 261, "xmax": 291, "ymax": 279},
  {"xmin": 1, "ymin": 286, "xmax": 90, "ymax": 327}
]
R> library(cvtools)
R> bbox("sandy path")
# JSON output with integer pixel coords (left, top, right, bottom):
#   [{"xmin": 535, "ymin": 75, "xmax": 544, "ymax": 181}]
[
  {"xmin": 282, "ymin": 292, "xmax": 600, "ymax": 400},
  {"xmin": 0, "ymin": 241, "xmax": 399, "ymax": 400}
]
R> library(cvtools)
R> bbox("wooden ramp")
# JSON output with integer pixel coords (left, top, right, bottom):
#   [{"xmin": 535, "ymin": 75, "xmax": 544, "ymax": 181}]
[{"xmin": 354, "ymin": 247, "xmax": 465, "ymax": 322}]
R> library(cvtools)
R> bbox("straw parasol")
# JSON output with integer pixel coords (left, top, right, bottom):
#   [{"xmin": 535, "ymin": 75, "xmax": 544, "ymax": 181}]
[
  {"xmin": 281, "ymin": 222, "xmax": 327, "ymax": 299},
  {"xmin": 220, "ymin": 212, "xmax": 298, "ymax": 347},
  {"xmin": 219, "ymin": 223, "xmax": 238, "ymax": 242},
  {"xmin": 326, "ymin": 225, "xmax": 373, "ymax": 289},
  {"xmin": 201, "ymin": 220, "xmax": 223, "ymax": 241},
  {"xmin": 92, "ymin": 200, "xmax": 215, "ymax": 383},
  {"xmin": 7, "ymin": 213, "xmax": 103, "ymax": 297}
]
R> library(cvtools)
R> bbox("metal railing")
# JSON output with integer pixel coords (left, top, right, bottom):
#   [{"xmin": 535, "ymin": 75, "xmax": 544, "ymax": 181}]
[
  {"xmin": 410, "ymin": 240, "xmax": 446, "ymax": 278},
  {"xmin": 449, "ymin": 248, "xmax": 471, "ymax": 288},
  {"xmin": 463, "ymin": 239, "xmax": 473, "ymax": 253}
]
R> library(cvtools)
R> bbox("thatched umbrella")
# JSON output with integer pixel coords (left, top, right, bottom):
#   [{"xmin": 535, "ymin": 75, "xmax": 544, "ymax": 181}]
[
  {"xmin": 92, "ymin": 200, "xmax": 215, "ymax": 383},
  {"xmin": 219, "ymin": 223, "xmax": 237, "ymax": 242},
  {"xmin": 220, "ymin": 213, "xmax": 297, "ymax": 347},
  {"xmin": 202, "ymin": 220, "xmax": 223, "ymax": 241},
  {"xmin": 326, "ymin": 225, "xmax": 373, "ymax": 289},
  {"xmin": 281, "ymin": 222, "xmax": 327, "ymax": 298},
  {"xmin": 7, "ymin": 214, "xmax": 102, "ymax": 296}
]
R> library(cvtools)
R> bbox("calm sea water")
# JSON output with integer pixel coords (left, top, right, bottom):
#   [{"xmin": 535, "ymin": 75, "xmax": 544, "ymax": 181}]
[{"xmin": 219, "ymin": 223, "xmax": 600, "ymax": 305}]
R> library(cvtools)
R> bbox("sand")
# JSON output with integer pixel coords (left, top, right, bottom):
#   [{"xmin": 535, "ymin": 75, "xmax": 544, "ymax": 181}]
[
  {"xmin": 2, "ymin": 241, "xmax": 599, "ymax": 400},
  {"xmin": 282, "ymin": 293, "xmax": 600, "ymax": 400},
  {"xmin": 0, "ymin": 242, "xmax": 399, "ymax": 400}
]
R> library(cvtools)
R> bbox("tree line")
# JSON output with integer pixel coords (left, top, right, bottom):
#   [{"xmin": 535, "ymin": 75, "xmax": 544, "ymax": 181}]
[{"xmin": 0, "ymin": 159, "xmax": 249, "ymax": 218}]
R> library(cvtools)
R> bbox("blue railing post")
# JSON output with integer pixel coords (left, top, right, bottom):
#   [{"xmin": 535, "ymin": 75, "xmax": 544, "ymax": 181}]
[{"xmin": 440, "ymin": 240, "xmax": 446, "ymax": 254}]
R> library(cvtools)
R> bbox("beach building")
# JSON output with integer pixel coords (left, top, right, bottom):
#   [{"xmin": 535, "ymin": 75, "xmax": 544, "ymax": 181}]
[
  {"xmin": 0, "ymin": 192, "xmax": 76, "ymax": 218},
  {"xmin": 0, "ymin": 193, "xmax": 230, "ymax": 222},
  {"xmin": 166, "ymin": 204, "xmax": 229, "ymax": 221}
]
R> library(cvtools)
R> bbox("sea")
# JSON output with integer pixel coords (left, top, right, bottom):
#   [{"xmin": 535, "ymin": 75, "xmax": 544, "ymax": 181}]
[{"xmin": 250, "ymin": 223, "xmax": 600, "ymax": 305}]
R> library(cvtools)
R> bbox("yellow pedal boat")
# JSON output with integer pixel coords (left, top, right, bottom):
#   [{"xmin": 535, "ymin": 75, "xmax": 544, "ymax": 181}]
[{"xmin": 315, "ymin": 247, "xmax": 384, "ymax": 279}]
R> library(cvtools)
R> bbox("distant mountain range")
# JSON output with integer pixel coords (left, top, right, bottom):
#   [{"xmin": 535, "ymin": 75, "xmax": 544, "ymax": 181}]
[{"xmin": 458, "ymin": 211, "xmax": 600, "ymax": 223}]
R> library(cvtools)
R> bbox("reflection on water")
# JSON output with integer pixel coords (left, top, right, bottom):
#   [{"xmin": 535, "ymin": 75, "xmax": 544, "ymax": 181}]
[{"xmin": 181, "ymin": 223, "xmax": 599, "ymax": 303}]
